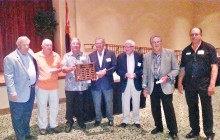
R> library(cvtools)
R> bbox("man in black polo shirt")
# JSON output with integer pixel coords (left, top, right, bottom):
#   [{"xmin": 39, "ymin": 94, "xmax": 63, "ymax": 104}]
[{"xmin": 178, "ymin": 27, "xmax": 218, "ymax": 140}]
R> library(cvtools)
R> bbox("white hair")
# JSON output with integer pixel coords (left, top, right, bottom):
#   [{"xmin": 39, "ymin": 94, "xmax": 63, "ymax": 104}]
[
  {"xmin": 41, "ymin": 39, "xmax": 52, "ymax": 46},
  {"xmin": 16, "ymin": 36, "xmax": 30, "ymax": 46},
  {"xmin": 124, "ymin": 39, "xmax": 135, "ymax": 46}
]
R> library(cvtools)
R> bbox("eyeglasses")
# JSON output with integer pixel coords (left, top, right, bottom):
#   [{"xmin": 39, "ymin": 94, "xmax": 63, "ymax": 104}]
[
  {"xmin": 125, "ymin": 46, "xmax": 134, "ymax": 48},
  {"xmin": 151, "ymin": 41, "xmax": 161, "ymax": 44},
  {"xmin": 190, "ymin": 33, "xmax": 200, "ymax": 37}
]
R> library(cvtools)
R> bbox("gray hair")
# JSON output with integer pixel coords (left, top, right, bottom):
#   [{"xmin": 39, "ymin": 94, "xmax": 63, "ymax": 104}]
[
  {"xmin": 124, "ymin": 39, "xmax": 135, "ymax": 47},
  {"xmin": 41, "ymin": 39, "xmax": 52, "ymax": 46},
  {"xmin": 95, "ymin": 37, "xmax": 105, "ymax": 44},
  {"xmin": 16, "ymin": 36, "xmax": 30, "ymax": 46},
  {"xmin": 149, "ymin": 35, "xmax": 162, "ymax": 45}
]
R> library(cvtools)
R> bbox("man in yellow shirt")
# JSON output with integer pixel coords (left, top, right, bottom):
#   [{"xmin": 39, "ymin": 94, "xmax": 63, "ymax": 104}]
[{"xmin": 35, "ymin": 39, "xmax": 62, "ymax": 135}]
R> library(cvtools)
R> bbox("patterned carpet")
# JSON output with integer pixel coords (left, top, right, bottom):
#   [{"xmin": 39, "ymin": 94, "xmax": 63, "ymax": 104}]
[{"xmin": 0, "ymin": 88, "xmax": 220, "ymax": 140}]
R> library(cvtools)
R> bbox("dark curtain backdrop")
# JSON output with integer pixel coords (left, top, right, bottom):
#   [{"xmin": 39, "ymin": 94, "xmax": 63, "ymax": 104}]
[{"xmin": 0, "ymin": 0, "xmax": 53, "ymax": 72}]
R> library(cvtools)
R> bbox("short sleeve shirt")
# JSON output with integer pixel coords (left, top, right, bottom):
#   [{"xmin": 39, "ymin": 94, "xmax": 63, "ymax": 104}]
[
  {"xmin": 62, "ymin": 51, "xmax": 91, "ymax": 91},
  {"xmin": 180, "ymin": 41, "xmax": 218, "ymax": 85}
]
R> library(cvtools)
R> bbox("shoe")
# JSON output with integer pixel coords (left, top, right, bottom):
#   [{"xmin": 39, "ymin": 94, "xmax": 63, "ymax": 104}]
[
  {"xmin": 78, "ymin": 123, "xmax": 86, "ymax": 129},
  {"xmin": 185, "ymin": 131, "xmax": 199, "ymax": 139},
  {"xmin": 134, "ymin": 123, "xmax": 141, "ymax": 128},
  {"xmin": 169, "ymin": 133, "xmax": 179, "ymax": 140},
  {"xmin": 108, "ymin": 120, "xmax": 114, "ymax": 126},
  {"xmin": 120, "ymin": 123, "xmax": 127, "ymax": 128},
  {"xmin": 39, "ymin": 129, "xmax": 47, "ymax": 135},
  {"xmin": 206, "ymin": 133, "xmax": 215, "ymax": 140},
  {"xmin": 151, "ymin": 127, "xmax": 163, "ymax": 134},
  {"xmin": 94, "ymin": 121, "xmax": 101, "ymax": 127},
  {"xmin": 65, "ymin": 124, "xmax": 73, "ymax": 133},
  {"xmin": 25, "ymin": 135, "xmax": 36, "ymax": 140},
  {"xmin": 51, "ymin": 126, "xmax": 62, "ymax": 133}
]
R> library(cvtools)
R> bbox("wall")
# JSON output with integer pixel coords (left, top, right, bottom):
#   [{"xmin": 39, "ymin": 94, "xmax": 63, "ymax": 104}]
[{"xmin": 194, "ymin": 1, "xmax": 220, "ymax": 48}]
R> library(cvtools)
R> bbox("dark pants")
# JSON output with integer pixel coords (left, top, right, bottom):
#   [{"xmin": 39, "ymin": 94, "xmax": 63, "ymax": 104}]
[
  {"xmin": 185, "ymin": 85, "xmax": 214, "ymax": 136},
  {"xmin": 150, "ymin": 82, "xmax": 178, "ymax": 134},
  {"xmin": 65, "ymin": 90, "xmax": 87, "ymax": 125},
  {"xmin": 9, "ymin": 87, "xmax": 35, "ymax": 140}
]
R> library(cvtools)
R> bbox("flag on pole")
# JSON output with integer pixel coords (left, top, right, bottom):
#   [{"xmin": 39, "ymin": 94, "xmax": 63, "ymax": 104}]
[{"xmin": 65, "ymin": 0, "xmax": 71, "ymax": 52}]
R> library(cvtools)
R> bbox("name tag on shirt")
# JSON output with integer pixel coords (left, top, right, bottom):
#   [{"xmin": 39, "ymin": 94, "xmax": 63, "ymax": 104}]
[
  {"xmin": 106, "ymin": 58, "xmax": 111, "ymax": 62},
  {"xmin": 137, "ymin": 62, "xmax": 141, "ymax": 67},
  {"xmin": 186, "ymin": 52, "xmax": 191, "ymax": 55},
  {"xmin": 197, "ymin": 50, "xmax": 204, "ymax": 55},
  {"xmin": 80, "ymin": 56, "xmax": 86, "ymax": 61}
]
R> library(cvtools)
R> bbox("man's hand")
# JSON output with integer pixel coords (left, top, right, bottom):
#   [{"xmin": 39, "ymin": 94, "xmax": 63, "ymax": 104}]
[
  {"xmin": 11, "ymin": 92, "xmax": 17, "ymax": 100},
  {"xmin": 208, "ymin": 84, "xmax": 215, "ymax": 96},
  {"xmin": 178, "ymin": 83, "xmax": 184, "ymax": 94},
  {"xmin": 143, "ymin": 89, "xmax": 149, "ymax": 98},
  {"xmin": 160, "ymin": 76, "xmax": 169, "ymax": 83},
  {"xmin": 96, "ymin": 69, "xmax": 106, "ymax": 79},
  {"xmin": 125, "ymin": 73, "xmax": 136, "ymax": 79}
]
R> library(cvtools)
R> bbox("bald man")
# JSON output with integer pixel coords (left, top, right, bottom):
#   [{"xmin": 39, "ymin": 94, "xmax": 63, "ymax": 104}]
[
  {"xmin": 4, "ymin": 36, "xmax": 38, "ymax": 140},
  {"xmin": 116, "ymin": 40, "xmax": 143, "ymax": 128},
  {"xmin": 35, "ymin": 39, "xmax": 62, "ymax": 135},
  {"xmin": 178, "ymin": 28, "xmax": 218, "ymax": 140}
]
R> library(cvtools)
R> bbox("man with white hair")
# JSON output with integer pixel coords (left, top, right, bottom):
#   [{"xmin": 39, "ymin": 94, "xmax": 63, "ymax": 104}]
[
  {"xmin": 35, "ymin": 39, "xmax": 62, "ymax": 135},
  {"xmin": 4, "ymin": 36, "xmax": 38, "ymax": 140},
  {"xmin": 116, "ymin": 40, "xmax": 143, "ymax": 128}
]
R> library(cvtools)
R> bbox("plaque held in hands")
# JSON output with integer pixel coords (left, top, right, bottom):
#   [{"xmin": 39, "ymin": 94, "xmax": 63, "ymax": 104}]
[{"xmin": 75, "ymin": 63, "xmax": 96, "ymax": 81}]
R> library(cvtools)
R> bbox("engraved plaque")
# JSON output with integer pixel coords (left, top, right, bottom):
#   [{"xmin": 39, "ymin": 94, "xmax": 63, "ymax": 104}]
[{"xmin": 75, "ymin": 63, "xmax": 96, "ymax": 81}]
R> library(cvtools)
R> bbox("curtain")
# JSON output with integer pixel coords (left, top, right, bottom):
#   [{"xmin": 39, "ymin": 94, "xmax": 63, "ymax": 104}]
[{"xmin": 0, "ymin": 0, "xmax": 53, "ymax": 72}]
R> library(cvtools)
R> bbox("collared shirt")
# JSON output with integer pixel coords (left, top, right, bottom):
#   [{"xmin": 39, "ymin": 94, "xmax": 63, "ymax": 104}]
[
  {"xmin": 152, "ymin": 52, "xmax": 161, "ymax": 79},
  {"xmin": 35, "ymin": 51, "xmax": 61, "ymax": 90},
  {"xmin": 97, "ymin": 49, "xmax": 105, "ymax": 68},
  {"xmin": 62, "ymin": 51, "xmax": 90, "ymax": 91},
  {"xmin": 180, "ymin": 41, "xmax": 218, "ymax": 85},
  {"xmin": 17, "ymin": 49, "xmax": 36, "ymax": 85},
  {"xmin": 127, "ymin": 52, "xmax": 135, "ymax": 74}
]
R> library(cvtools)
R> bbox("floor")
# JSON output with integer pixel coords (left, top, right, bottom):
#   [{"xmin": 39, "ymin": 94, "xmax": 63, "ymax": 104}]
[{"xmin": 0, "ymin": 88, "xmax": 220, "ymax": 140}]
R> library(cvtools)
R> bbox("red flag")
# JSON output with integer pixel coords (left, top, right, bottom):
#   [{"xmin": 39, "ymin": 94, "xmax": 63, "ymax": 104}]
[{"xmin": 65, "ymin": 0, "xmax": 71, "ymax": 52}]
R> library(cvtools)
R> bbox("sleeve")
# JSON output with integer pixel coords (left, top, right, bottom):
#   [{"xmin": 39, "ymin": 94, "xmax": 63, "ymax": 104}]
[
  {"xmin": 142, "ymin": 54, "xmax": 148, "ymax": 89},
  {"xmin": 180, "ymin": 49, "xmax": 186, "ymax": 68},
  {"xmin": 208, "ymin": 45, "xmax": 218, "ymax": 64},
  {"xmin": 3, "ymin": 56, "xmax": 16, "ymax": 95},
  {"xmin": 167, "ymin": 51, "xmax": 180, "ymax": 82}
]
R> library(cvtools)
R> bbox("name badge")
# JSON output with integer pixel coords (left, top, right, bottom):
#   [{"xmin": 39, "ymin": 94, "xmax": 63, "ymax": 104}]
[
  {"xmin": 186, "ymin": 52, "xmax": 191, "ymax": 55},
  {"xmin": 106, "ymin": 58, "xmax": 111, "ymax": 62},
  {"xmin": 137, "ymin": 62, "xmax": 141, "ymax": 67},
  {"xmin": 197, "ymin": 50, "xmax": 204, "ymax": 55},
  {"xmin": 80, "ymin": 56, "xmax": 86, "ymax": 61}
]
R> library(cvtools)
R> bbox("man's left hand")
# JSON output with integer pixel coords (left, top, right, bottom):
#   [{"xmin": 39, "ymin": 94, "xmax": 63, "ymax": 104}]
[{"xmin": 208, "ymin": 84, "xmax": 215, "ymax": 96}]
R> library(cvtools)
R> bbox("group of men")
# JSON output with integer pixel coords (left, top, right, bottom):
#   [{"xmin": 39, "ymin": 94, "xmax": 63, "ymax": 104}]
[{"xmin": 3, "ymin": 27, "xmax": 218, "ymax": 140}]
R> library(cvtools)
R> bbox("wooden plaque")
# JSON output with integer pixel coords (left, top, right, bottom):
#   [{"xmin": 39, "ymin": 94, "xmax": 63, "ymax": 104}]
[{"xmin": 75, "ymin": 63, "xmax": 96, "ymax": 81}]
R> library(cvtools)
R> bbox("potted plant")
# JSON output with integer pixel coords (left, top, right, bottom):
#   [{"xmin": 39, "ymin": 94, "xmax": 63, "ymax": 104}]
[{"xmin": 33, "ymin": 8, "xmax": 58, "ymax": 39}]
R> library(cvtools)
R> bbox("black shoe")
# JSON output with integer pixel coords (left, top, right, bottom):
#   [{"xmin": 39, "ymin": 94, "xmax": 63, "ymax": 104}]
[
  {"xmin": 65, "ymin": 124, "xmax": 73, "ymax": 133},
  {"xmin": 206, "ymin": 133, "xmax": 215, "ymax": 140},
  {"xmin": 120, "ymin": 123, "xmax": 127, "ymax": 128},
  {"xmin": 151, "ymin": 127, "xmax": 163, "ymax": 134},
  {"xmin": 108, "ymin": 120, "xmax": 114, "ymax": 126},
  {"xmin": 185, "ymin": 131, "xmax": 199, "ymax": 139},
  {"xmin": 169, "ymin": 133, "xmax": 179, "ymax": 140},
  {"xmin": 78, "ymin": 123, "xmax": 86, "ymax": 129},
  {"xmin": 39, "ymin": 129, "xmax": 47, "ymax": 135},
  {"xmin": 94, "ymin": 121, "xmax": 101, "ymax": 127},
  {"xmin": 51, "ymin": 126, "xmax": 62, "ymax": 133},
  {"xmin": 134, "ymin": 123, "xmax": 141, "ymax": 128},
  {"xmin": 25, "ymin": 135, "xmax": 36, "ymax": 140}
]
